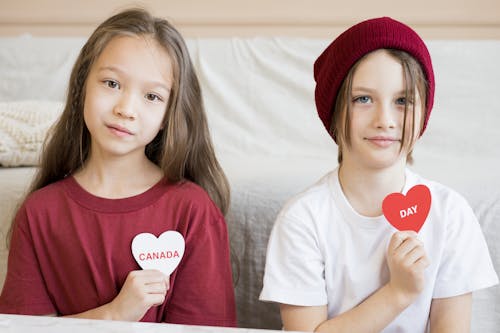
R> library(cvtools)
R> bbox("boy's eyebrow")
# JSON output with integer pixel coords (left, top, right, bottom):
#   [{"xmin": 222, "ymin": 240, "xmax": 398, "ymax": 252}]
[
  {"xmin": 352, "ymin": 86, "xmax": 407, "ymax": 95},
  {"xmin": 97, "ymin": 65, "xmax": 170, "ymax": 92},
  {"xmin": 351, "ymin": 86, "xmax": 376, "ymax": 93}
]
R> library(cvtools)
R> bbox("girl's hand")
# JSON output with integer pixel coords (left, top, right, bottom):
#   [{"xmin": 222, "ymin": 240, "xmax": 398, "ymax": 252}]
[
  {"xmin": 386, "ymin": 231, "xmax": 430, "ymax": 307},
  {"xmin": 108, "ymin": 270, "xmax": 169, "ymax": 321}
]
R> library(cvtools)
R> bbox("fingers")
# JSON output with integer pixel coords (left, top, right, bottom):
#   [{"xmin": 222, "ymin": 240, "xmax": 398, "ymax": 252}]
[
  {"xmin": 133, "ymin": 269, "xmax": 168, "ymax": 281},
  {"xmin": 389, "ymin": 231, "xmax": 429, "ymax": 267},
  {"xmin": 413, "ymin": 252, "xmax": 430, "ymax": 270},
  {"xmin": 388, "ymin": 231, "xmax": 418, "ymax": 251},
  {"xmin": 125, "ymin": 270, "xmax": 169, "ymax": 300},
  {"xmin": 137, "ymin": 270, "xmax": 170, "ymax": 306},
  {"xmin": 386, "ymin": 232, "xmax": 430, "ymax": 301},
  {"xmin": 111, "ymin": 270, "xmax": 171, "ymax": 321},
  {"xmin": 405, "ymin": 246, "xmax": 430, "ymax": 271},
  {"xmin": 395, "ymin": 235, "xmax": 422, "ymax": 257},
  {"xmin": 144, "ymin": 280, "xmax": 168, "ymax": 294},
  {"xmin": 132, "ymin": 270, "xmax": 169, "ymax": 288}
]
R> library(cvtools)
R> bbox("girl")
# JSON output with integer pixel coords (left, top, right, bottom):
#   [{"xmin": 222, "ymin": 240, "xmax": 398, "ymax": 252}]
[
  {"xmin": 0, "ymin": 8, "xmax": 237, "ymax": 326},
  {"xmin": 260, "ymin": 17, "xmax": 498, "ymax": 332}
]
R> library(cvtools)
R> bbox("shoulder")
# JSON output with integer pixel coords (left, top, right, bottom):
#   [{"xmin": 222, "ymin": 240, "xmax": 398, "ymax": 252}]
[
  {"xmin": 166, "ymin": 180, "xmax": 218, "ymax": 207},
  {"xmin": 282, "ymin": 171, "xmax": 336, "ymax": 213},
  {"xmin": 275, "ymin": 170, "xmax": 337, "ymax": 231},
  {"xmin": 163, "ymin": 180, "xmax": 224, "ymax": 221},
  {"xmin": 407, "ymin": 169, "xmax": 478, "ymax": 236},
  {"xmin": 13, "ymin": 178, "xmax": 70, "ymax": 232},
  {"xmin": 168, "ymin": 180, "xmax": 213, "ymax": 200},
  {"xmin": 408, "ymin": 170, "xmax": 471, "ymax": 211},
  {"xmin": 22, "ymin": 177, "xmax": 70, "ymax": 210}
]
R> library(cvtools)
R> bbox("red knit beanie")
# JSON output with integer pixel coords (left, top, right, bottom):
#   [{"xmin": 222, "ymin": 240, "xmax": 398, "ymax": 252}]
[{"xmin": 314, "ymin": 17, "xmax": 435, "ymax": 141}]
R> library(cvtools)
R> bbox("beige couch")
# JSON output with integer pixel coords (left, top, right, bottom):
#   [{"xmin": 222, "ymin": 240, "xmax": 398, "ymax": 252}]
[{"xmin": 1, "ymin": 37, "xmax": 499, "ymax": 331}]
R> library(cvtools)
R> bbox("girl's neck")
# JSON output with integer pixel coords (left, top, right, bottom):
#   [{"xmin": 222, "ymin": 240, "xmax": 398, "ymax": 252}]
[
  {"xmin": 73, "ymin": 152, "xmax": 163, "ymax": 199},
  {"xmin": 338, "ymin": 160, "xmax": 406, "ymax": 217}
]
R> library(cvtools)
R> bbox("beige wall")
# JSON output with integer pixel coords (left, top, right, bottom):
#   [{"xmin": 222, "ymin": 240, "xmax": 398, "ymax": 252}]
[{"xmin": 1, "ymin": 0, "xmax": 500, "ymax": 39}]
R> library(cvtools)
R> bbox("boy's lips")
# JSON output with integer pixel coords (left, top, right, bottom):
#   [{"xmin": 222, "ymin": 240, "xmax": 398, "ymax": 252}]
[{"xmin": 365, "ymin": 136, "xmax": 400, "ymax": 148}]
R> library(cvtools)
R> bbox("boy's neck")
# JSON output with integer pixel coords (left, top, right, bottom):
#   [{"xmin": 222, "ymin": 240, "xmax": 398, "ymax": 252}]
[{"xmin": 338, "ymin": 161, "xmax": 406, "ymax": 217}]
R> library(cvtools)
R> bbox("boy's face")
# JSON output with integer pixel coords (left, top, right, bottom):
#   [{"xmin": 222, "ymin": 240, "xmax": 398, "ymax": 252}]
[{"xmin": 343, "ymin": 49, "xmax": 422, "ymax": 170}]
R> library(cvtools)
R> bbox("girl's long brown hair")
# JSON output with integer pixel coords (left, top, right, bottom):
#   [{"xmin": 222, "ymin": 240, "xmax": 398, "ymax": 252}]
[{"xmin": 8, "ymin": 8, "xmax": 230, "ymax": 242}]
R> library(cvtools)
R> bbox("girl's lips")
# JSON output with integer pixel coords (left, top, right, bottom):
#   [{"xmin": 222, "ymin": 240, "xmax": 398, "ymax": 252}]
[{"xmin": 107, "ymin": 124, "xmax": 133, "ymax": 136}]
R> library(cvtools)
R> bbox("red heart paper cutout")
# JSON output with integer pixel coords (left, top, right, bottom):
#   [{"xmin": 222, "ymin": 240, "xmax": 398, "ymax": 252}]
[{"xmin": 382, "ymin": 184, "xmax": 431, "ymax": 233}]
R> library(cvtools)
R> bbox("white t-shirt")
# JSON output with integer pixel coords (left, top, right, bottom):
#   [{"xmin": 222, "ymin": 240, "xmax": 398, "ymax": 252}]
[{"xmin": 260, "ymin": 168, "xmax": 498, "ymax": 333}]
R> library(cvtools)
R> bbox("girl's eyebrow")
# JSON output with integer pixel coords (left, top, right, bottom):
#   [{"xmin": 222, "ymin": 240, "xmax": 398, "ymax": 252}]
[
  {"xmin": 97, "ymin": 65, "xmax": 124, "ymax": 74},
  {"xmin": 97, "ymin": 65, "xmax": 170, "ymax": 92}
]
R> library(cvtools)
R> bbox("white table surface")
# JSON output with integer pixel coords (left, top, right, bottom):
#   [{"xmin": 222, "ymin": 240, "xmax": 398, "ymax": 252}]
[{"xmin": 0, "ymin": 314, "xmax": 294, "ymax": 333}]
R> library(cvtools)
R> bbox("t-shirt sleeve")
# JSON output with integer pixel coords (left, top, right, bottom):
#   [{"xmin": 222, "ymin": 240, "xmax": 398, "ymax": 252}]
[
  {"xmin": 259, "ymin": 211, "xmax": 327, "ymax": 306},
  {"xmin": 163, "ymin": 202, "xmax": 237, "ymax": 327},
  {"xmin": 0, "ymin": 205, "xmax": 56, "ymax": 314},
  {"xmin": 432, "ymin": 193, "xmax": 499, "ymax": 298}
]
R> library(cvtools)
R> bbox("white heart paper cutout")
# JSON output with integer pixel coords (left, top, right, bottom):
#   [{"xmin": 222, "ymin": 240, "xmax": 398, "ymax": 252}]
[{"xmin": 131, "ymin": 231, "xmax": 185, "ymax": 276}]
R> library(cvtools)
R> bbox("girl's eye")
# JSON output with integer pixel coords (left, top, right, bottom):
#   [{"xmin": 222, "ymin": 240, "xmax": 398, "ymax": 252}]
[
  {"xmin": 353, "ymin": 96, "xmax": 371, "ymax": 104},
  {"xmin": 145, "ymin": 93, "xmax": 163, "ymax": 102},
  {"xmin": 105, "ymin": 80, "xmax": 120, "ymax": 89}
]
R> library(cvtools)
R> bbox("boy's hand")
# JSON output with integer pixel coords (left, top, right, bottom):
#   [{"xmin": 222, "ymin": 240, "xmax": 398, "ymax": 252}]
[
  {"xmin": 108, "ymin": 270, "xmax": 169, "ymax": 321},
  {"xmin": 386, "ymin": 231, "xmax": 430, "ymax": 307}
]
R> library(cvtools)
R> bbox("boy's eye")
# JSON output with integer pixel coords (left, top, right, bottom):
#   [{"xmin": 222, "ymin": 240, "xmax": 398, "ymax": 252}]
[
  {"xmin": 353, "ymin": 96, "xmax": 371, "ymax": 104},
  {"xmin": 145, "ymin": 93, "xmax": 162, "ymax": 102},
  {"xmin": 396, "ymin": 97, "xmax": 407, "ymax": 105},
  {"xmin": 396, "ymin": 97, "xmax": 414, "ymax": 106},
  {"xmin": 105, "ymin": 80, "xmax": 120, "ymax": 89}
]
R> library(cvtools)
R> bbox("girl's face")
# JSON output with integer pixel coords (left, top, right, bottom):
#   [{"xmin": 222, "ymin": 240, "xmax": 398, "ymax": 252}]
[
  {"xmin": 83, "ymin": 35, "xmax": 173, "ymax": 161},
  {"xmin": 344, "ymin": 49, "xmax": 422, "ymax": 170}
]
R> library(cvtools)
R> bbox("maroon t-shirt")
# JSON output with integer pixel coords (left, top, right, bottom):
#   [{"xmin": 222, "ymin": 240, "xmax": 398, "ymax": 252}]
[{"xmin": 0, "ymin": 176, "xmax": 237, "ymax": 327}]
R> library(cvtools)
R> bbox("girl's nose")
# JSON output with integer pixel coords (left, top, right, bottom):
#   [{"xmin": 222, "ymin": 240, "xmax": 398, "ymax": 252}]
[{"xmin": 114, "ymin": 93, "xmax": 137, "ymax": 119}]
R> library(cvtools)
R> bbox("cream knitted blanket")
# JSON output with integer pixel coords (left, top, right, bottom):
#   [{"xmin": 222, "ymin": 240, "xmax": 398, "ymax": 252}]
[{"xmin": 0, "ymin": 101, "xmax": 63, "ymax": 167}]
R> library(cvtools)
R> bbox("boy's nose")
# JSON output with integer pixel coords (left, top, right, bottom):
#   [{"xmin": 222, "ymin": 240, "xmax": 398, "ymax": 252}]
[{"xmin": 374, "ymin": 102, "xmax": 396, "ymax": 129}]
